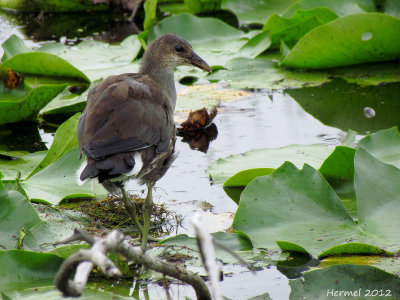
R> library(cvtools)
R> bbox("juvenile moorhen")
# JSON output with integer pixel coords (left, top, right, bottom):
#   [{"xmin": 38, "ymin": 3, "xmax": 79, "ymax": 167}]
[{"xmin": 77, "ymin": 34, "xmax": 211, "ymax": 249}]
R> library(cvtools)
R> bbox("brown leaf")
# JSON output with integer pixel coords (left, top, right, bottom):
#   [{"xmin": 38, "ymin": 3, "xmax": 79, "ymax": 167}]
[
  {"xmin": 178, "ymin": 107, "xmax": 218, "ymax": 131},
  {"xmin": 0, "ymin": 65, "xmax": 23, "ymax": 90}
]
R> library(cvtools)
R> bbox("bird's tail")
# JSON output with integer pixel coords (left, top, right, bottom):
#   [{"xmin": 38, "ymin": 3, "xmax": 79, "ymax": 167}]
[{"xmin": 80, "ymin": 153, "xmax": 136, "ymax": 183}]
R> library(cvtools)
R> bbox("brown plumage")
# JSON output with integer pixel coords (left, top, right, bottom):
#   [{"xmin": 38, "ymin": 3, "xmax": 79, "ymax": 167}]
[{"xmin": 77, "ymin": 33, "xmax": 211, "ymax": 248}]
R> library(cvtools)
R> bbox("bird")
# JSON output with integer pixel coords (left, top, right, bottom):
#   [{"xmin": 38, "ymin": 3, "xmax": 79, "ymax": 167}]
[{"xmin": 77, "ymin": 34, "xmax": 211, "ymax": 249}]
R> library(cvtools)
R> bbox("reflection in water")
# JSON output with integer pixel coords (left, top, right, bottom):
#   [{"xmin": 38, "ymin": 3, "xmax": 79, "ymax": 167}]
[
  {"xmin": 0, "ymin": 122, "xmax": 47, "ymax": 153},
  {"xmin": 0, "ymin": 10, "xmax": 139, "ymax": 45},
  {"xmin": 177, "ymin": 123, "xmax": 218, "ymax": 153},
  {"xmin": 286, "ymin": 79, "xmax": 400, "ymax": 134},
  {"xmin": 277, "ymin": 254, "xmax": 320, "ymax": 279}
]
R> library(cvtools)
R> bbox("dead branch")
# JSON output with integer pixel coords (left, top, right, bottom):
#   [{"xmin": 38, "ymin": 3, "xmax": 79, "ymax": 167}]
[{"xmin": 55, "ymin": 229, "xmax": 211, "ymax": 300}]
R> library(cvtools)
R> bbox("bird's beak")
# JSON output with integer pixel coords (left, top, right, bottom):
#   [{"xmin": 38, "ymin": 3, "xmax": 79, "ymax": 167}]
[{"xmin": 189, "ymin": 51, "xmax": 212, "ymax": 73}]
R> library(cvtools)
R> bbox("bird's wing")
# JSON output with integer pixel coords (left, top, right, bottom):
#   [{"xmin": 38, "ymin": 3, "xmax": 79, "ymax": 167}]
[{"xmin": 78, "ymin": 74, "xmax": 173, "ymax": 160}]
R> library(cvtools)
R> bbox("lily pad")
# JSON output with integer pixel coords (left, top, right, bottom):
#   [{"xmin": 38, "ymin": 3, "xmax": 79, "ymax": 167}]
[
  {"xmin": 357, "ymin": 127, "xmax": 400, "ymax": 169},
  {"xmin": 264, "ymin": 8, "xmax": 338, "ymax": 49},
  {"xmin": 221, "ymin": 0, "xmax": 298, "ymax": 25},
  {"xmin": 0, "ymin": 0, "xmax": 107, "ymax": 12},
  {"xmin": 0, "ymin": 177, "xmax": 40, "ymax": 250},
  {"xmin": 223, "ymin": 168, "xmax": 275, "ymax": 204},
  {"xmin": 0, "ymin": 250, "xmax": 63, "ymax": 292},
  {"xmin": 21, "ymin": 147, "xmax": 107, "ymax": 205},
  {"xmin": 280, "ymin": 13, "xmax": 400, "ymax": 69},
  {"xmin": 3, "ymin": 285, "xmax": 133, "ymax": 299},
  {"xmin": 238, "ymin": 30, "xmax": 271, "ymax": 59},
  {"xmin": 0, "ymin": 81, "xmax": 67, "ymax": 125},
  {"xmin": 208, "ymin": 144, "xmax": 332, "ymax": 183},
  {"xmin": 232, "ymin": 147, "xmax": 400, "ymax": 257},
  {"xmin": 27, "ymin": 113, "xmax": 80, "ymax": 178},
  {"xmin": 319, "ymin": 146, "xmax": 356, "ymax": 181},
  {"xmin": 40, "ymin": 79, "xmax": 101, "ymax": 122},
  {"xmin": 0, "ymin": 151, "xmax": 46, "ymax": 181},
  {"xmin": 2, "ymin": 34, "xmax": 141, "ymax": 82},
  {"xmin": 22, "ymin": 220, "xmax": 81, "ymax": 252},
  {"xmin": 283, "ymin": 0, "xmax": 375, "ymax": 17},
  {"xmin": 38, "ymin": 35, "xmax": 141, "ymax": 81},
  {"xmin": 289, "ymin": 264, "xmax": 400, "ymax": 299},
  {"xmin": 207, "ymin": 57, "xmax": 331, "ymax": 90}
]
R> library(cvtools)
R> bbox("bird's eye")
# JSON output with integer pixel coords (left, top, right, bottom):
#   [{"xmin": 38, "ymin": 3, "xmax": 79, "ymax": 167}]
[{"xmin": 175, "ymin": 45, "xmax": 184, "ymax": 53}]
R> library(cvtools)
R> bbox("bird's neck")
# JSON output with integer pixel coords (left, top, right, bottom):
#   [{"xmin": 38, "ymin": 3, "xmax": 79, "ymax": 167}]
[{"xmin": 140, "ymin": 58, "xmax": 177, "ymax": 109}]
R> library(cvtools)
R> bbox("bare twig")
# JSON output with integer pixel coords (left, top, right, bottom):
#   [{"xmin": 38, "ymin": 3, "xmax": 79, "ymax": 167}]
[
  {"xmin": 191, "ymin": 213, "xmax": 223, "ymax": 300},
  {"xmin": 55, "ymin": 229, "xmax": 211, "ymax": 300}
]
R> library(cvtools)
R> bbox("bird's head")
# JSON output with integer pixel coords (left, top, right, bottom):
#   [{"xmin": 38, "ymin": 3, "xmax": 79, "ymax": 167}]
[{"xmin": 141, "ymin": 33, "xmax": 211, "ymax": 73}]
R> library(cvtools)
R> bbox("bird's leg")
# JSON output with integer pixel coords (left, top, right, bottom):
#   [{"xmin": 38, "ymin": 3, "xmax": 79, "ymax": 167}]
[
  {"xmin": 120, "ymin": 185, "xmax": 144, "ymax": 238},
  {"xmin": 141, "ymin": 183, "xmax": 154, "ymax": 250}
]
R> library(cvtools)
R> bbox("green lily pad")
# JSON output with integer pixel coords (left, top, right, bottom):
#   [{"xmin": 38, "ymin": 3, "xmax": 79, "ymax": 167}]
[
  {"xmin": 2, "ymin": 34, "xmax": 141, "ymax": 82},
  {"xmin": 22, "ymin": 220, "xmax": 81, "ymax": 252},
  {"xmin": 289, "ymin": 264, "xmax": 400, "ymax": 299},
  {"xmin": 162, "ymin": 232, "xmax": 253, "ymax": 251},
  {"xmin": 221, "ymin": 0, "xmax": 298, "ymax": 25},
  {"xmin": 143, "ymin": 0, "xmax": 158, "ymax": 30},
  {"xmin": 40, "ymin": 79, "xmax": 101, "ymax": 122},
  {"xmin": 148, "ymin": 13, "xmax": 253, "ymax": 67},
  {"xmin": 319, "ymin": 146, "xmax": 356, "ymax": 181},
  {"xmin": 38, "ymin": 35, "xmax": 141, "ymax": 81},
  {"xmin": 208, "ymin": 144, "xmax": 332, "ymax": 183},
  {"xmin": 238, "ymin": 30, "xmax": 271, "ymax": 59},
  {"xmin": 0, "ymin": 177, "xmax": 40, "ymax": 250},
  {"xmin": 232, "ymin": 147, "xmax": 400, "ymax": 257},
  {"xmin": 233, "ymin": 162, "xmax": 358, "ymax": 257},
  {"xmin": 207, "ymin": 57, "xmax": 331, "ymax": 90},
  {"xmin": 21, "ymin": 147, "xmax": 107, "ymax": 205},
  {"xmin": 161, "ymin": 232, "xmax": 255, "ymax": 264},
  {"xmin": 3, "ymin": 286, "xmax": 133, "ymax": 299},
  {"xmin": 357, "ymin": 127, "xmax": 400, "ymax": 169},
  {"xmin": 27, "ymin": 113, "xmax": 80, "ymax": 178},
  {"xmin": 223, "ymin": 168, "xmax": 275, "ymax": 204},
  {"xmin": 0, "ymin": 151, "xmax": 46, "ymax": 181},
  {"xmin": 264, "ymin": 8, "xmax": 338, "ymax": 49},
  {"xmin": 331, "ymin": 61, "xmax": 400, "ymax": 86},
  {"xmin": 0, "ymin": 0, "xmax": 107, "ymax": 12},
  {"xmin": 48, "ymin": 244, "xmax": 89, "ymax": 259},
  {"xmin": 283, "ymin": 0, "xmax": 375, "ymax": 18},
  {"xmin": 280, "ymin": 13, "xmax": 400, "ymax": 69},
  {"xmin": 354, "ymin": 148, "xmax": 400, "ymax": 247},
  {"xmin": 0, "ymin": 81, "xmax": 67, "ymax": 125},
  {"xmin": 0, "ymin": 250, "xmax": 63, "ymax": 292}
]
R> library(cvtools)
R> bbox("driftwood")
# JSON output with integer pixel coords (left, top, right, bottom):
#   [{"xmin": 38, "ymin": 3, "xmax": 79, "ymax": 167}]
[{"xmin": 55, "ymin": 229, "xmax": 211, "ymax": 299}]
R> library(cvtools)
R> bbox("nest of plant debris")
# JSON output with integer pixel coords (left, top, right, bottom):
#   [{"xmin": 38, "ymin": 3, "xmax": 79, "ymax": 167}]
[{"xmin": 80, "ymin": 195, "xmax": 174, "ymax": 237}]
